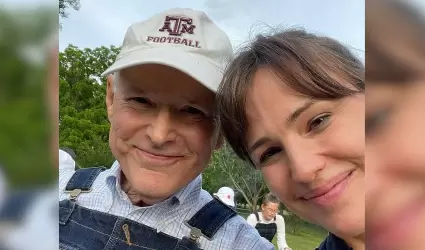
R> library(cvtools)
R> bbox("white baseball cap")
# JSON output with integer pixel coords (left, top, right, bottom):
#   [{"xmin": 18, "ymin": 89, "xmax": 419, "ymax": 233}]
[
  {"xmin": 101, "ymin": 8, "xmax": 233, "ymax": 92},
  {"xmin": 214, "ymin": 187, "xmax": 235, "ymax": 207},
  {"xmin": 59, "ymin": 149, "xmax": 76, "ymax": 169}
]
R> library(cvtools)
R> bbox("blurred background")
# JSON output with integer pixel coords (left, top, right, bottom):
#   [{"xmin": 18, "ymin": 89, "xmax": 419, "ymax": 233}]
[
  {"xmin": 0, "ymin": 0, "xmax": 56, "ymax": 187},
  {"xmin": 0, "ymin": 0, "xmax": 57, "ymax": 249}
]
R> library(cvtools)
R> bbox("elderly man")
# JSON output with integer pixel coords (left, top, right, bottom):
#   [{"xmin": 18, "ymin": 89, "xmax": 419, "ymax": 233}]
[{"xmin": 59, "ymin": 8, "xmax": 273, "ymax": 250}]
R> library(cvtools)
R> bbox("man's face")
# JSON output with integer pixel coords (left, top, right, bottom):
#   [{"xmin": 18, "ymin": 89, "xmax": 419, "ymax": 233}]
[{"xmin": 106, "ymin": 64, "xmax": 220, "ymax": 204}]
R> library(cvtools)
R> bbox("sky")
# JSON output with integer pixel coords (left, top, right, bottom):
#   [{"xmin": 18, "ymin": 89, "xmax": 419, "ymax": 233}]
[
  {"xmin": 3, "ymin": 0, "xmax": 425, "ymax": 63},
  {"xmin": 56, "ymin": 0, "xmax": 366, "ymax": 60}
]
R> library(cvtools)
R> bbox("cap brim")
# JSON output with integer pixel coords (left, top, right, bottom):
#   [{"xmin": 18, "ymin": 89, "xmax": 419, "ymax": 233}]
[{"xmin": 101, "ymin": 48, "xmax": 224, "ymax": 92}]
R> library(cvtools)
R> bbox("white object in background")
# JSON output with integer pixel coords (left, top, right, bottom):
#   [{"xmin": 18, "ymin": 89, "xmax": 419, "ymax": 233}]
[
  {"xmin": 214, "ymin": 187, "xmax": 235, "ymax": 207},
  {"xmin": 59, "ymin": 149, "xmax": 76, "ymax": 170}
]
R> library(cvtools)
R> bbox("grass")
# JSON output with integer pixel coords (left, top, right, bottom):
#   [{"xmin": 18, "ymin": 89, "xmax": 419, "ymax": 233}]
[
  {"xmin": 239, "ymin": 211, "xmax": 327, "ymax": 250},
  {"xmin": 272, "ymin": 224, "xmax": 327, "ymax": 250}
]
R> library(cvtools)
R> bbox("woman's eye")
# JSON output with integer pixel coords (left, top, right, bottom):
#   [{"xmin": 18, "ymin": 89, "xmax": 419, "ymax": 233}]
[
  {"xmin": 259, "ymin": 147, "xmax": 282, "ymax": 164},
  {"xmin": 366, "ymin": 108, "xmax": 391, "ymax": 137},
  {"xmin": 308, "ymin": 114, "xmax": 331, "ymax": 132}
]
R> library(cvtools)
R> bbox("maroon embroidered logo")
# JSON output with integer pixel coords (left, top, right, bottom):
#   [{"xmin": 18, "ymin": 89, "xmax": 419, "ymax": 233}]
[
  {"xmin": 159, "ymin": 16, "xmax": 195, "ymax": 36},
  {"xmin": 146, "ymin": 15, "xmax": 201, "ymax": 48}
]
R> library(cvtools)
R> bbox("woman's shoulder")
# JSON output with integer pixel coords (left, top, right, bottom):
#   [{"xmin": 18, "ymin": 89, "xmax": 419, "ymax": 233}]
[
  {"xmin": 246, "ymin": 213, "xmax": 256, "ymax": 220},
  {"xmin": 275, "ymin": 214, "xmax": 284, "ymax": 220},
  {"xmin": 316, "ymin": 233, "xmax": 352, "ymax": 250}
]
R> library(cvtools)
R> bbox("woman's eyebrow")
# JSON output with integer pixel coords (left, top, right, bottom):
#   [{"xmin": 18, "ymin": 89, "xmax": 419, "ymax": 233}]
[{"xmin": 286, "ymin": 100, "xmax": 317, "ymax": 126}]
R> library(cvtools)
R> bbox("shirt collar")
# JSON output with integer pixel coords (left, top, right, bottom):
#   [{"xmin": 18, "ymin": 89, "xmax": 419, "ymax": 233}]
[{"xmin": 105, "ymin": 160, "xmax": 202, "ymax": 205}]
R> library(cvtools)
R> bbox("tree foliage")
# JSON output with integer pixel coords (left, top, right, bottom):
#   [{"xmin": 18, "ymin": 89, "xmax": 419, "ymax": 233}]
[
  {"xmin": 0, "ymin": 8, "xmax": 56, "ymax": 187},
  {"xmin": 59, "ymin": 0, "xmax": 80, "ymax": 29},
  {"xmin": 59, "ymin": 0, "xmax": 80, "ymax": 18},
  {"xmin": 207, "ymin": 144, "xmax": 268, "ymax": 212},
  {"xmin": 59, "ymin": 45, "xmax": 120, "ymax": 168}
]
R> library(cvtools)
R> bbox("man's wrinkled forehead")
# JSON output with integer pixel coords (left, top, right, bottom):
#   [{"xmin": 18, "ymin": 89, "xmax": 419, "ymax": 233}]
[{"xmin": 117, "ymin": 65, "xmax": 217, "ymax": 108}]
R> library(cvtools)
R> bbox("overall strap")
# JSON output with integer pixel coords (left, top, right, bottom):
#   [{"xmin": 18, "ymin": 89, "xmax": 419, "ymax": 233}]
[
  {"xmin": 0, "ymin": 189, "xmax": 40, "ymax": 222},
  {"xmin": 184, "ymin": 197, "xmax": 237, "ymax": 242},
  {"xmin": 255, "ymin": 212, "xmax": 260, "ymax": 222},
  {"xmin": 64, "ymin": 167, "xmax": 105, "ymax": 200}
]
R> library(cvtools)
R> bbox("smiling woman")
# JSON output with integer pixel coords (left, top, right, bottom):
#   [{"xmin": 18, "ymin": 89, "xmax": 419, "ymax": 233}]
[{"xmin": 217, "ymin": 29, "xmax": 365, "ymax": 250}]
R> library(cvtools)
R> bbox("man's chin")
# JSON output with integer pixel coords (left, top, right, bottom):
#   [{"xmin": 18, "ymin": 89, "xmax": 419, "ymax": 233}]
[{"xmin": 127, "ymin": 185, "xmax": 175, "ymax": 205}]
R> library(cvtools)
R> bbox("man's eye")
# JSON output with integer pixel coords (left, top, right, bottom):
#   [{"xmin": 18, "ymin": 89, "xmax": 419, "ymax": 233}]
[
  {"xmin": 133, "ymin": 97, "xmax": 150, "ymax": 104},
  {"xmin": 130, "ymin": 97, "xmax": 151, "ymax": 105},
  {"xmin": 307, "ymin": 114, "xmax": 331, "ymax": 132},
  {"xmin": 259, "ymin": 147, "xmax": 281, "ymax": 164},
  {"xmin": 182, "ymin": 106, "xmax": 206, "ymax": 116}
]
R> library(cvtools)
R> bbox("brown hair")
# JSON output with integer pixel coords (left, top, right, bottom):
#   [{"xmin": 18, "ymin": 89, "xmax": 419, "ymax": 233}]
[
  {"xmin": 262, "ymin": 193, "xmax": 279, "ymax": 206},
  {"xmin": 217, "ymin": 28, "xmax": 364, "ymax": 164},
  {"xmin": 366, "ymin": 0, "xmax": 425, "ymax": 84}
]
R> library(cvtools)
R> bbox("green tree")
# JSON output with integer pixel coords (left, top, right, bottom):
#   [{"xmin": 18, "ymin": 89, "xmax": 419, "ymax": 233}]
[
  {"xmin": 59, "ymin": 0, "xmax": 80, "ymax": 18},
  {"xmin": 59, "ymin": 45, "xmax": 120, "ymax": 168},
  {"xmin": 208, "ymin": 145, "xmax": 268, "ymax": 211},
  {"xmin": 0, "ymin": 8, "xmax": 56, "ymax": 187},
  {"xmin": 59, "ymin": 0, "xmax": 80, "ymax": 29}
]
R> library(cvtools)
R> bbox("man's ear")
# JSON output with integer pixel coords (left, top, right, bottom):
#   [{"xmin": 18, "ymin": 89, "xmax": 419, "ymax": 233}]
[{"xmin": 106, "ymin": 74, "xmax": 115, "ymax": 122}]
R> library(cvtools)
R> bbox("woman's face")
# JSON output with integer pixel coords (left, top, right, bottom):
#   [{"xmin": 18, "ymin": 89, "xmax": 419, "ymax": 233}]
[
  {"xmin": 366, "ymin": 81, "xmax": 425, "ymax": 250},
  {"xmin": 245, "ymin": 68, "xmax": 365, "ymax": 238},
  {"xmin": 261, "ymin": 202, "xmax": 279, "ymax": 221}
]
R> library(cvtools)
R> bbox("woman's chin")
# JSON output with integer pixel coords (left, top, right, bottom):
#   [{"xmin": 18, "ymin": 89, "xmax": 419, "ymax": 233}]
[{"xmin": 322, "ymin": 216, "xmax": 364, "ymax": 240}]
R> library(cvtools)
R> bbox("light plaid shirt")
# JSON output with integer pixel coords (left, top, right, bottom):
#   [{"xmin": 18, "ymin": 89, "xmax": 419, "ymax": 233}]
[{"xmin": 59, "ymin": 159, "xmax": 274, "ymax": 250}]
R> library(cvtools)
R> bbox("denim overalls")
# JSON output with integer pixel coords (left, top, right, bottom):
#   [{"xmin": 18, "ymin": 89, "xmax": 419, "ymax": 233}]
[
  {"xmin": 253, "ymin": 212, "xmax": 277, "ymax": 242},
  {"xmin": 59, "ymin": 167, "xmax": 236, "ymax": 250}
]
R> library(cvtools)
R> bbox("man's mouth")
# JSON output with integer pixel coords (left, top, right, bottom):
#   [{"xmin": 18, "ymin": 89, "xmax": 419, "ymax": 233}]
[{"xmin": 134, "ymin": 146, "xmax": 184, "ymax": 166}]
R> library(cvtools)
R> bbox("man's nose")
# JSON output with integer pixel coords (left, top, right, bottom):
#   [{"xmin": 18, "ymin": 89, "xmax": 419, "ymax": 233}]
[{"xmin": 146, "ymin": 108, "xmax": 177, "ymax": 146}]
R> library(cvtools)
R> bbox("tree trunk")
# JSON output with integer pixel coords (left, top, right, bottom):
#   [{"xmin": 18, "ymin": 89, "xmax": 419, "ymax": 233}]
[
  {"xmin": 251, "ymin": 197, "xmax": 257, "ymax": 212},
  {"xmin": 251, "ymin": 192, "xmax": 260, "ymax": 212}
]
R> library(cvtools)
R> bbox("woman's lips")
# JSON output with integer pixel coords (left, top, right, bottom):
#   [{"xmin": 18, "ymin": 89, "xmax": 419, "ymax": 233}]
[{"xmin": 302, "ymin": 170, "xmax": 354, "ymax": 207}]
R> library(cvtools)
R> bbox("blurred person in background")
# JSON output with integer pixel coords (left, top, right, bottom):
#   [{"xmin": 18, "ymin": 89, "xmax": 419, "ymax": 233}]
[
  {"xmin": 366, "ymin": 1, "xmax": 425, "ymax": 250},
  {"xmin": 59, "ymin": 8, "xmax": 273, "ymax": 250},
  {"xmin": 213, "ymin": 186, "xmax": 236, "ymax": 208},
  {"xmin": 217, "ymin": 29, "xmax": 365, "ymax": 250},
  {"xmin": 247, "ymin": 193, "xmax": 291, "ymax": 250}
]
